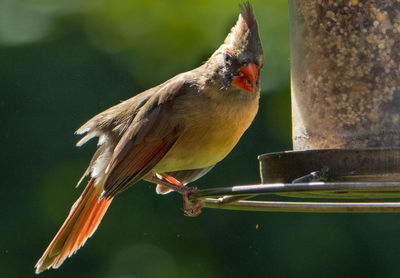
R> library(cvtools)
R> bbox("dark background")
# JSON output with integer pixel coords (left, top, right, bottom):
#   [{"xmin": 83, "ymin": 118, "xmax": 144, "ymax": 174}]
[{"xmin": 2, "ymin": 0, "xmax": 400, "ymax": 277}]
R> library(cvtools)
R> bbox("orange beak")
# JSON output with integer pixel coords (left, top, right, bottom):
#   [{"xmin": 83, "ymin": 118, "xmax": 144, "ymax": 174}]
[{"xmin": 231, "ymin": 63, "xmax": 258, "ymax": 93}]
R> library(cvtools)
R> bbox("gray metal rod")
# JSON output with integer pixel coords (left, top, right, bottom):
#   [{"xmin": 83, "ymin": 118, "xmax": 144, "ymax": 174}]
[
  {"xmin": 190, "ymin": 182, "xmax": 400, "ymax": 200},
  {"xmin": 202, "ymin": 199, "xmax": 400, "ymax": 213}
]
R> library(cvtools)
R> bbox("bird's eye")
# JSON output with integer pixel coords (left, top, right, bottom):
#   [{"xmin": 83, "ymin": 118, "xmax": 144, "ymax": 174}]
[{"xmin": 241, "ymin": 59, "xmax": 250, "ymax": 67}]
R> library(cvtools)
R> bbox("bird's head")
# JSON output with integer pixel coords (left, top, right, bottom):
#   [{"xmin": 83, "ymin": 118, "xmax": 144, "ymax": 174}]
[{"xmin": 208, "ymin": 2, "xmax": 264, "ymax": 94}]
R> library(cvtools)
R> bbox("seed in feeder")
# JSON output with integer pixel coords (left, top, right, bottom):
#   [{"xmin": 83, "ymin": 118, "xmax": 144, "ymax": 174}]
[{"xmin": 350, "ymin": 0, "xmax": 358, "ymax": 6}]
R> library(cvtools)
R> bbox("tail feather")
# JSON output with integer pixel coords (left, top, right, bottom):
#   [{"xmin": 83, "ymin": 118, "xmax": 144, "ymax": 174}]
[{"xmin": 35, "ymin": 178, "xmax": 112, "ymax": 274}]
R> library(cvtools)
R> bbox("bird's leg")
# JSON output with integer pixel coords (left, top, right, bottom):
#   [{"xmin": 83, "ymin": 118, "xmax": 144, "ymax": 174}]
[{"xmin": 145, "ymin": 174, "xmax": 203, "ymax": 217}]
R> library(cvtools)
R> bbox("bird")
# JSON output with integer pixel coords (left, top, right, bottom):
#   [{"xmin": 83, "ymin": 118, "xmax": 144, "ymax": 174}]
[{"xmin": 35, "ymin": 2, "xmax": 264, "ymax": 274}]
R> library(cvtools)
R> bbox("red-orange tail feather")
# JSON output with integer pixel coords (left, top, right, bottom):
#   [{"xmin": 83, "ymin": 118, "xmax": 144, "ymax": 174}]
[{"xmin": 35, "ymin": 178, "xmax": 112, "ymax": 274}]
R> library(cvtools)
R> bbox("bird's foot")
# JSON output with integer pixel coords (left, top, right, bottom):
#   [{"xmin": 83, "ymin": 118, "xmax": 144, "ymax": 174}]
[
  {"xmin": 160, "ymin": 184, "xmax": 203, "ymax": 217},
  {"xmin": 145, "ymin": 174, "xmax": 203, "ymax": 217},
  {"xmin": 181, "ymin": 186, "xmax": 203, "ymax": 217}
]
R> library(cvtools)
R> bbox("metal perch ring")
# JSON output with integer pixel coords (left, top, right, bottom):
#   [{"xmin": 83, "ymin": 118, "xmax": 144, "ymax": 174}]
[{"xmin": 189, "ymin": 182, "xmax": 400, "ymax": 213}]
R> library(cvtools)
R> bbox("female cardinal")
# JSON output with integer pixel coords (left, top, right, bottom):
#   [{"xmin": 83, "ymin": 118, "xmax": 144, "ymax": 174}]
[{"xmin": 35, "ymin": 2, "xmax": 263, "ymax": 273}]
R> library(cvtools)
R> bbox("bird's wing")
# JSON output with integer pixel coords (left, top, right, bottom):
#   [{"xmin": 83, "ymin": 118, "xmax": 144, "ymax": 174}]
[
  {"xmin": 101, "ymin": 77, "xmax": 191, "ymax": 198},
  {"xmin": 75, "ymin": 85, "xmax": 158, "ymax": 147}
]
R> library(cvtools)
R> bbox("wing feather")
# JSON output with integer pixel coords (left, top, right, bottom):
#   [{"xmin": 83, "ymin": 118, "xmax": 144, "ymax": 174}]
[{"xmin": 100, "ymin": 78, "xmax": 190, "ymax": 198}]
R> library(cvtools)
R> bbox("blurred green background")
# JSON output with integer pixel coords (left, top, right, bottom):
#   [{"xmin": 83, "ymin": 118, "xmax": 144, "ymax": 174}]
[{"xmin": 2, "ymin": 0, "xmax": 400, "ymax": 277}]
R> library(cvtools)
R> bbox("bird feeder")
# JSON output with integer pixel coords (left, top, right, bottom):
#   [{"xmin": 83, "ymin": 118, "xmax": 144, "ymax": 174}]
[
  {"xmin": 290, "ymin": 0, "xmax": 400, "ymax": 150},
  {"xmin": 190, "ymin": 1, "xmax": 400, "ymax": 212}
]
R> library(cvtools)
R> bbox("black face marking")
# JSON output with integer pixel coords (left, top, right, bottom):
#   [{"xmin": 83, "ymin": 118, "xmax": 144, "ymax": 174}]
[{"xmin": 220, "ymin": 46, "xmax": 261, "ymax": 91}]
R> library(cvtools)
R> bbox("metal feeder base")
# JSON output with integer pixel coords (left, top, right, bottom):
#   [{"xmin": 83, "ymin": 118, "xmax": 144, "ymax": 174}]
[
  {"xmin": 189, "ymin": 148, "xmax": 400, "ymax": 213},
  {"xmin": 258, "ymin": 148, "xmax": 400, "ymax": 184}
]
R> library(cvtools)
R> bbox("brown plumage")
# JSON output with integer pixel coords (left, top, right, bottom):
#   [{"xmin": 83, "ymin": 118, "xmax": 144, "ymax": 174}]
[{"xmin": 35, "ymin": 2, "xmax": 264, "ymax": 274}]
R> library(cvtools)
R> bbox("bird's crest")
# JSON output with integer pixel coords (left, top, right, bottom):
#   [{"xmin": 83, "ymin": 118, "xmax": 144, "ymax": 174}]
[
  {"xmin": 239, "ymin": 1, "xmax": 257, "ymax": 31},
  {"xmin": 220, "ymin": 1, "xmax": 262, "ymax": 59}
]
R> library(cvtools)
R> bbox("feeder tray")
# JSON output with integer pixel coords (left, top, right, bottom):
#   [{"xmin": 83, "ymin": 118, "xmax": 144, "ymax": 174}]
[{"xmin": 189, "ymin": 149, "xmax": 400, "ymax": 213}]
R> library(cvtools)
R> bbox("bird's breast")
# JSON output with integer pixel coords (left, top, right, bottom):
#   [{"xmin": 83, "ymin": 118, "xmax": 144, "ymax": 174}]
[{"xmin": 153, "ymin": 91, "xmax": 259, "ymax": 173}]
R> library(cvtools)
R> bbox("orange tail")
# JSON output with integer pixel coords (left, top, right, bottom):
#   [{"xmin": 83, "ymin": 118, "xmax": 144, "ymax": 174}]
[{"xmin": 35, "ymin": 178, "xmax": 113, "ymax": 274}]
